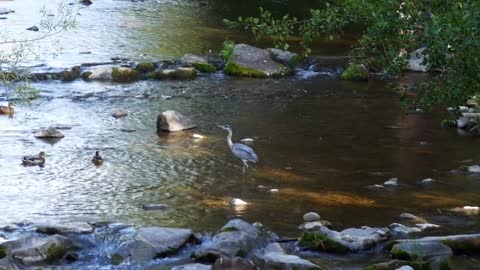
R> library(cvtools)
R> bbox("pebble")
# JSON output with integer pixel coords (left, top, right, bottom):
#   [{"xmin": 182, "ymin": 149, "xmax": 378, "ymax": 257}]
[
  {"xmin": 112, "ymin": 111, "xmax": 128, "ymax": 119},
  {"xmin": 303, "ymin": 212, "xmax": 321, "ymax": 222},
  {"xmin": 230, "ymin": 198, "xmax": 248, "ymax": 206},
  {"xmin": 384, "ymin": 178, "xmax": 399, "ymax": 186},
  {"xmin": 240, "ymin": 138, "xmax": 254, "ymax": 143},
  {"xmin": 420, "ymin": 178, "xmax": 436, "ymax": 184},
  {"xmin": 256, "ymin": 185, "xmax": 267, "ymax": 192},
  {"xmin": 269, "ymin": 189, "xmax": 279, "ymax": 193}
]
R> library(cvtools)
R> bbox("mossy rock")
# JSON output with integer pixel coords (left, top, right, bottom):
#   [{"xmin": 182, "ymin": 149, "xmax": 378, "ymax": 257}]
[
  {"xmin": 299, "ymin": 231, "xmax": 349, "ymax": 253},
  {"xmin": 0, "ymin": 246, "xmax": 7, "ymax": 259},
  {"xmin": 135, "ymin": 62, "xmax": 156, "ymax": 73},
  {"xmin": 148, "ymin": 68, "xmax": 196, "ymax": 80},
  {"xmin": 81, "ymin": 71, "xmax": 92, "ymax": 81},
  {"xmin": 193, "ymin": 62, "xmax": 216, "ymax": 73},
  {"xmin": 111, "ymin": 253, "xmax": 124, "ymax": 265},
  {"xmin": 46, "ymin": 243, "xmax": 67, "ymax": 262},
  {"xmin": 111, "ymin": 67, "xmax": 140, "ymax": 83},
  {"xmin": 340, "ymin": 63, "xmax": 369, "ymax": 81},
  {"xmin": 60, "ymin": 66, "xmax": 80, "ymax": 82},
  {"xmin": 224, "ymin": 61, "xmax": 268, "ymax": 78}
]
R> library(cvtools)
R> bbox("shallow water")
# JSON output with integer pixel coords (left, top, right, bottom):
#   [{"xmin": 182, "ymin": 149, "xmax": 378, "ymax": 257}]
[{"xmin": 1, "ymin": 0, "xmax": 480, "ymax": 242}]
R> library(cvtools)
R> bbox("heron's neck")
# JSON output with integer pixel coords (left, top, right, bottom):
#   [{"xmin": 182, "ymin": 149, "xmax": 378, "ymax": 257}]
[{"xmin": 227, "ymin": 130, "xmax": 233, "ymax": 148}]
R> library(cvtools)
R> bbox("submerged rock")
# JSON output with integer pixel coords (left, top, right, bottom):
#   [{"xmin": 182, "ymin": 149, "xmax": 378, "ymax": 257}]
[
  {"xmin": 36, "ymin": 222, "xmax": 94, "ymax": 235},
  {"xmin": 340, "ymin": 63, "xmax": 369, "ymax": 81},
  {"xmin": 111, "ymin": 111, "xmax": 128, "ymax": 119},
  {"xmin": 148, "ymin": 67, "xmax": 197, "ymax": 80},
  {"xmin": 157, "ymin": 110, "xmax": 196, "ymax": 132},
  {"xmin": 34, "ymin": 127, "xmax": 64, "ymax": 139},
  {"xmin": 391, "ymin": 242, "xmax": 452, "ymax": 270},
  {"xmin": 224, "ymin": 44, "xmax": 291, "ymax": 78},
  {"xmin": 1, "ymin": 235, "xmax": 74, "ymax": 266},
  {"xmin": 193, "ymin": 219, "xmax": 261, "ymax": 261},
  {"xmin": 213, "ymin": 257, "xmax": 255, "ymax": 270},
  {"xmin": 268, "ymin": 48, "xmax": 303, "ymax": 67},
  {"xmin": 181, "ymin": 54, "xmax": 217, "ymax": 73},
  {"xmin": 396, "ymin": 234, "xmax": 480, "ymax": 253},
  {"xmin": 60, "ymin": 66, "xmax": 81, "ymax": 82},
  {"xmin": 253, "ymin": 243, "xmax": 322, "ymax": 270},
  {"xmin": 390, "ymin": 223, "xmax": 421, "ymax": 237},
  {"xmin": 111, "ymin": 67, "xmax": 139, "ymax": 83},
  {"xmin": 80, "ymin": 0, "xmax": 93, "ymax": 5}
]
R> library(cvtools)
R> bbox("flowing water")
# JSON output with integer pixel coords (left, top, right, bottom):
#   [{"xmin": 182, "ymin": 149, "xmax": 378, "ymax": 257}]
[{"xmin": 1, "ymin": 1, "xmax": 480, "ymax": 268}]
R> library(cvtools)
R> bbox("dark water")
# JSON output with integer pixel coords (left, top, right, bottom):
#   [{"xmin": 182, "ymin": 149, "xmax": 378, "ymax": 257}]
[{"xmin": 1, "ymin": 0, "xmax": 480, "ymax": 252}]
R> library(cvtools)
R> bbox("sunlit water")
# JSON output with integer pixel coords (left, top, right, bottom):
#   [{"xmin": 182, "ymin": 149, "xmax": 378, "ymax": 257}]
[{"xmin": 1, "ymin": 0, "xmax": 480, "ymax": 245}]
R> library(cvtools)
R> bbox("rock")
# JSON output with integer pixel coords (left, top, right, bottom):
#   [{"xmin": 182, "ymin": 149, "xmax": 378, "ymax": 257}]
[
  {"xmin": 407, "ymin": 48, "xmax": 431, "ymax": 72},
  {"xmin": 26, "ymin": 26, "xmax": 39, "ymax": 32},
  {"xmin": 224, "ymin": 44, "xmax": 291, "ymax": 78},
  {"xmin": 240, "ymin": 138, "xmax": 254, "ymax": 143},
  {"xmin": 268, "ymin": 48, "xmax": 303, "ymax": 67},
  {"xmin": 172, "ymin": 264, "xmax": 212, "ymax": 270},
  {"xmin": 193, "ymin": 134, "xmax": 206, "ymax": 139},
  {"xmin": 0, "ymin": 257, "xmax": 20, "ymax": 270},
  {"xmin": 399, "ymin": 213, "xmax": 427, "ymax": 224},
  {"xmin": 1, "ymin": 235, "xmax": 74, "ymax": 265},
  {"xmin": 230, "ymin": 198, "xmax": 248, "ymax": 206},
  {"xmin": 60, "ymin": 66, "xmax": 81, "ymax": 82},
  {"xmin": 80, "ymin": 0, "xmax": 93, "ymax": 5},
  {"xmin": 142, "ymin": 204, "xmax": 170, "ymax": 211},
  {"xmin": 269, "ymin": 189, "xmax": 279, "ymax": 193},
  {"xmin": 299, "ymin": 225, "xmax": 390, "ymax": 253},
  {"xmin": 0, "ymin": 8, "xmax": 14, "ymax": 15},
  {"xmin": 113, "ymin": 240, "xmax": 157, "ymax": 264},
  {"xmin": 299, "ymin": 221, "xmax": 332, "ymax": 231},
  {"xmin": 112, "ymin": 111, "xmax": 128, "ymax": 119},
  {"xmin": 135, "ymin": 62, "xmax": 156, "ymax": 73},
  {"xmin": 34, "ymin": 126, "xmax": 64, "ymax": 139},
  {"xmin": 213, "ymin": 257, "xmax": 255, "ymax": 270},
  {"xmin": 148, "ymin": 67, "xmax": 197, "ymax": 80},
  {"xmin": 256, "ymin": 185, "xmax": 267, "ymax": 191},
  {"xmin": 389, "ymin": 223, "xmax": 421, "ymax": 237},
  {"xmin": 181, "ymin": 54, "xmax": 217, "ymax": 73},
  {"xmin": 111, "ymin": 67, "xmax": 139, "ymax": 83},
  {"xmin": 88, "ymin": 66, "xmax": 113, "ymax": 81},
  {"xmin": 396, "ymin": 266, "xmax": 414, "ymax": 270},
  {"xmin": 157, "ymin": 110, "xmax": 196, "ymax": 132},
  {"xmin": 136, "ymin": 227, "xmax": 192, "ymax": 254},
  {"xmin": 415, "ymin": 223, "xmax": 440, "ymax": 230},
  {"xmin": 193, "ymin": 219, "xmax": 260, "ymax": 261},
  {"xmin": 457, "ymin": 116, "xmax": 470, "ymax": 129},
  {"xmin": 303, "ymin": 212, "xmax": 321, "ymax": 223},
  {"xmin": 253, "ymin": 243, "xmax": 322, "ymax": 270},
  {"xmin": 384, "ymin": 178, "xmax": 399, "ymax": 187},
  {"xmin": 441, "ymin": 119, "xmax": 457, "ymax": 128},
  {"xmin": 36, "ymin": 222, "xmax": 94, "ymax": 235},
  {"xmin": 450, "ymin": 206, "xmax": 480, "ymax": 215},
  {"xmin": 81, "ymin": 71, "xmax": 92, "ymax": 81},
  {"xmin": 396, "ymin": 234, "xmax": 480, "ymax": 253},
  {"xmin": 466, "ymin": 165, "xmax": 480, "ymax": 173},
  {"xmin": 340, "ymin": 63, "xmax": 369, "ymax": 81},
  {"xmin": 364, "ymin": 260, "xmax": 409, "ymax": 270},
  {"xmin": 420, "ymin": 178, "xmax": 436, "ymax": 184},
  {"xmin": 391, "ymin": 242, "xmax": 452, "ymax": 270},
  {"xmin": 2, "ymin": 224, "xmax": 20, "ymax": 232}
]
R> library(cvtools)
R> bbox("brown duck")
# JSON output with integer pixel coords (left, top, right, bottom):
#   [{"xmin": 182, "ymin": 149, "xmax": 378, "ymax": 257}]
[
  {"xmin": 92, "ymin": 151, "xmax": 104, "ymax": 166},
  {"xmin": 22, "ymin": 152, "xmax": 46, "ymax": 166},
  {"xmin": 0, "ymin": 102, "xmax": 15, "ymax": 115}
]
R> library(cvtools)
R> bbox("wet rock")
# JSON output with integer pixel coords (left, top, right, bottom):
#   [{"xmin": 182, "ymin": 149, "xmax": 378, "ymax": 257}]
[
  {"xmin": 224, "ymin": 44, "xmax": 291, "ymax": 78},
  {"xmin": 396, "ymin": 266, "xmax": 414, "ymax": 270},
  {"xmin": 1, "ymin": 235, "xmax": 74, "ymax": 266},
  {"xmin": 81, "ymin": 71, "xmax": 92, "ymax": 81},
  {"xmin": 34, "ymin": 127, "xmax": 64, "ymax": 139},
  {"xmin": 36, "ymin": 222, "xmax": 94, "ymax": 235},
  {"xmin": 230, "ymin": 198, "xmax": 248, "ymax": 206},
  {"xmin": 181, "ymin": 54, "xmax": 217, "ymax": 73},
  {"xmin": 113, "ymin": 240, "xmax": 157, "ymax": 264},
  {"xmin": 0, "ymin": 8, "xmax": 14, "ymax": 15},
  {"xmin": 80, "ymin": 0, "xmax": 93, "ymax": 5},
  {"xmin": 157, "ymin": 110, "xmax": 196, "ymax": 132},
  {"xmin": 142, "ymin": 204, "xmax": 170, "ymax": 211},
  {"xmin": 111, "ymin": 67, "xmax": 139, "ymax": 83},
  {"xmin": 389, "ymin": 223, "xmax": 421, "ymax": 237},
  {"xmin": 397, "ymin": 234, "xmax": 480, "ymax": 253},
  {"xmin": 257, "ymin": 185, "xmax": 267, "ymax": 192},
  {"xmin": 340, "ymin": 63, "xmax": 369, "ymax": 81},
  {"xmin": 299, "ymin": 225, "xmax": 390, "ymax": 253},
  {"xmin": 450, "ymin": 206, "xmax": 480, "ymax": 215},
  {"xmin": 391, "ymin": 242, "xmax": 452, "ymax": 270},
  {"xmin": 135, "ymin": 62, "xmax": 157, "ymax": 73},
  {"xmin": 415, "ymin": 223, "xmax": 440, "ymax": 231},
  {"xmin": 399, "ymin": 213, "xmax": 427, "ymax": 224},
  {"xmin": 88, "ymin": 66, "xmax": 113, "ymax": 81},
  {"xmin": 253, "ymin": 243, "xmax": 322, "ymax": 270},
  {"xmin": 213, "ymin": 257, "xmax": 255, "ymax": 270},
  {"xmin": 364, "ymin": 260, "xmax": 409, "ymax": 270},
  {"xmin": 149, "ymin": 67, "xmax": 197, "ymax": 80},
  {"xmin": 0, "ymin": 257, "xmax": 20, "ymax": 270},
  {"xmin": 112, "ymin": 111, "xmax": 128, "ymax": 119},
  {"xmin": 172, "ymin": 264, "xmax": 212, "ymax": 270},
  {"xmin": 192, "ymin": 219, "xmax": 260, "ymax": 261},
  {"xmin": 1, "ymin": 224, "xmax": 20, "ymax": 233},
  {"xmin": 26, "ymin": 26, "xmax": 39, "ymax": 32},
  {"xmin": 299, "ymin": 221, "xmax": 332, "ymax": 231},
  {"xmin": 441, "ymin": 119, "xmax": 457, "ymax": 128},
  {"xmin": 419, "ymin": 178, "xmax": 436, "ymax": 185},
  {"xmin": 60, "ymin": 66, "xmax": 81, "ymax": 82},
  {"xmin": 303, "ymin": 212, "xmax": 321, "ymax": 223},
  {"xmin": 466, "ymin": 165, "xmax": 480, "ymax": 173},
  {"xmin": 384, "ymin": 178, "xmax": 399, "ymax": 187},
  {"xmin": 407, "ymin": 48, "xmax": 431, "ymax": 72},
  {"xmin": 457, "ymin": 116, "xmax": 470, "ymax": 129},
  {"xmin": 268, "ymin": 48, "xmax": 303, "ymax": 67}
]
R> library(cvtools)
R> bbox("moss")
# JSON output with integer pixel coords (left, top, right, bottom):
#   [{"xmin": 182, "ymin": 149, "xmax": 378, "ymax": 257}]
[
  {"xmin": 0, "ymin": 246, "xmax": 7, "ymax": 259},
  {"xmin": 391, "ymin": 245, "xmax": 414, "ymax": 260},
  {"xmin": 81, "ymin": 71, "xmax": 92, "ymax": 81},
  {"xmin": 220, "ymin": 227, "xmax": 238, "ymax": 233},
  {"xmin": 193, "ymin": 62, "xmax": 216, "ymax": 73},
  {"xmin": 290, "ymin": 54, "xmax": 304, "ymax": 66},
  {"xmin": 111, "ymin": 253, "xmax": 124, "ymax": 265},
  {"xmin": 135, "ymin": 62, "xmax": 156, "ymax": 73},
  {"xmin": 340, "ymin": 63, "xmax": 369, "ymax": 81},
  {"xmin": 46, "ymin": 243, "xmax": 66, "ymax": 262},
  {"xmin": 111, "ymin": 67, "xmax": 139, "ymax": 83},
  {"xmin": 224, "ymin": 61, "xmax": 267, "ymax": 78},
  {"xmin": 299, "ymin": 232, "xmax": 349, "ymax": 253}
]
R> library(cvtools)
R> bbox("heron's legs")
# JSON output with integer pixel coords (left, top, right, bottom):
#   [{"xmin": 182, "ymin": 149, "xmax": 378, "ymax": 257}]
[{"xmin": 242, "ymin": 160, "xmax": 249, "ymax": 175}]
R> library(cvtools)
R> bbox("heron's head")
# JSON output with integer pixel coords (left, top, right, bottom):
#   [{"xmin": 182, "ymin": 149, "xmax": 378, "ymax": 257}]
[
  {"xmin": 38, "ymin": 151, "xmax": 46, "ymax": 158},
  {"xmin": 218, "ymin": 124, "xmax": 232, "ymax": 132}
]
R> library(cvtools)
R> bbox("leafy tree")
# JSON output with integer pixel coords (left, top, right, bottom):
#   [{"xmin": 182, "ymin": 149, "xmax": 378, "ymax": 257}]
[{"xmin": 225, "ymin": 0, "xmax": 480, "ymax": 109}]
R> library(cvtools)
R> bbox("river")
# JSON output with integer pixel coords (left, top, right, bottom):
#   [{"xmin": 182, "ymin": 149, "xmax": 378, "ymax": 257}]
[{"xmin": 1, "ymin": 0, "xmax": 480, "ymax": 265}]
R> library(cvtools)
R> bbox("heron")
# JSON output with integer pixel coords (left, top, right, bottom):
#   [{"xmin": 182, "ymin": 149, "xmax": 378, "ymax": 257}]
[{"xmin": 218, "ymin": 125, "xmax": 258, "ymax": 174}]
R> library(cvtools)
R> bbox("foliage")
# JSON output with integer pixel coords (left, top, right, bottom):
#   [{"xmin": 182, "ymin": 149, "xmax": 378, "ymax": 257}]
[
  {"xmin": 225, "ymin": 1, "xmax": 480, "ymax": 109},
  {"xmin": 0, "ymin": 2, "xmax": 76, "ymax": 103},
  {"xmin": 221, "ymin": 40, "xmax": 235, "ymax": 60}
]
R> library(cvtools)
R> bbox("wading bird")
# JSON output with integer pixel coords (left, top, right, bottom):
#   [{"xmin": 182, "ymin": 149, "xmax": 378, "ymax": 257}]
[
  {"xmin": 22, "ymin": 151, "xmax": 46, "ymax": 167},
  {"xmin": 92, "ymin": 151, "xmax": 104, "ymax": 166},
  {"xmin": 219, "ymin": 125, "xmax": 258, "ymax": 174}
]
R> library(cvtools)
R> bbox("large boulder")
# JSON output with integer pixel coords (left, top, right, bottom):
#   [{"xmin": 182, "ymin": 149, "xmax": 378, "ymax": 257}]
[
  {"xmin": 181, "ymin": 54, "xmax": 217, "ymax": 73},
  {"xmin": 192, "ymin": 219, "xmax": 261, "ymax": 262},
  {"xmin": 268, "ymin": 48, "xmax": 303, "ymax": 67},
  {"xmin": 253, "ymin": 243, "xmax": 323, "ymax": 270},
  {"xmin": 340, "ymin": 63, "xmax": 369, "ymax": 81},
  {"xmin": 407, "ymin": 48, "xmax": 431, "ymax": 72},
  {"xmin": 148, "ymin": 67, "xmax": 197, "ymax": 80},
  {"xmin": 213, "ymin": 257, "xmax": 255, "ymax": 270},
  {"xmin": 224, "ymin": 44, "xmax": 291, "ymax": 78},
  {"xmin": 0, "ymin": 235, "xmax": 74, "ymax": 266},
  {"xmin": 299, "ymin": 225, "xmax": 390, "ymax": 253},
  {"xmin": 113, "ymin": 227, "xmax": 193, "ymax": 263},
  {"xmin": 36, "ymin": 222, "xmax": 94, "ymax": 235},
  {"xmin": 157, "ymin": 110, "xmax": 196, "ymax": 132},
  {"xmin": 34, "ymin": 127, "xmax": 64, "ymax": 139},
  {"xmin": 391, "ymin": 242, "xmax": 452, "ymax": 270}
]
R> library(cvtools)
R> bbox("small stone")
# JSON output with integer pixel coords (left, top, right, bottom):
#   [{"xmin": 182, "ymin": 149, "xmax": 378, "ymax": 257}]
[
  {"xmin": 26, "ymin": 26, "xmax": 39, "ymax": 31},
  {"xmin": 269, "ymin": 189, "xmax": 279, "ymax": 193},
  {"xmin": 142, "ymin": 204, "xmax": 170, "ymax": 211},
  {"xmin": 396, "ymin": 266, "xmax": 414, "ymax": 270},
  {"xmin": 399, "ymin": 213, "xmax": 427, "ymax": 223},
  {"xmin": 256, "ymin": 185, "xmax": 267, "ymax": 192},
  {"xmin": 80, "ymin": 0, "xmax": 92, "ymax": 5},
  {"xmin": 240, "ymin": 138, "xmax": 254, "ymax": 143},
  {"xmin": 384, "ymin": 178, "xmax": 399, "ymax": 187},
  {"xmin": 303, "ymin": 212, "xmax": 321, "ymax": 222},
  {"xmin": 420, "ymin": 178, "xmax": 435, "ymax": 184},
  {"xmin": 112, "ymin": 111, "xmax": 128, "ymax": 119},
  {"xmin": 193, "ymin": 134, "xmax": 206, "ymax": 139},
  {"xmin": 415, "ymin": 223, "xmax": 440, "ymax": 230},
  {"xmin": 230, "ymin": 198, "xmax": 248, "ymax": 206}
]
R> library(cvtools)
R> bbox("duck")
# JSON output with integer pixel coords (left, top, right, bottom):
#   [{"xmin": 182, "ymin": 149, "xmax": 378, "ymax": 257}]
[
  {"xmin": 92, "ymin": 151, "xmax": 104, "ymax": 166},
  {"xmin": 0, "ymin": 102, "xmax": 15, "ymax": 115},
  {"xmin": 22, "ymin": 151, "xmax": 46, "ymax": 166}
]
